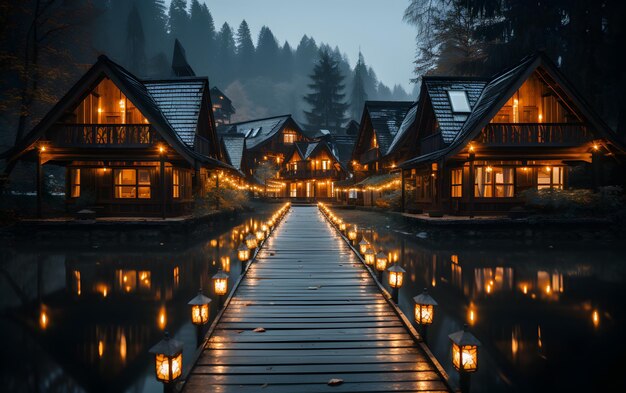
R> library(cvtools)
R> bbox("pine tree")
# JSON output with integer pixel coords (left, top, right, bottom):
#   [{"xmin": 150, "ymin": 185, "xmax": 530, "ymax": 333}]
[
  {"xmin": 136, "ymin": 0, "xmax": 168, "ymax": 57},
  {"xmin": 216, "ymin": 22, "xmax": 236, "ymax": 85},
  {"xmin": 279, "ymin": 41, "xmax": 295, "ymax": 80},
  {"xmin": 126, "ymin": 4, "xmax": 147, "ymax": 75},
  {"xmin": 168, "ymin": 0, "xmax": 189, "ymax": 42},
  {"xmin": 350, "ymin": 51, "xmax": 367, "ymax": 120},
  {"xmin": 236, "ymin": 20, "xmax": 255, "ymax": 75},
  {"xmin": 256, "ymin": 26, "xmax": 280, "ymax": 78},
  {"xmin": 295, "ymin": 35, "xmax": 318, "ymax": 75},
  {"xmin": 188, "ymin": 0, "xmax": 215, "ymax": 72},
  {"xmin": 303, "ymin": 49, "xmax": 348, "ymax": 132}
]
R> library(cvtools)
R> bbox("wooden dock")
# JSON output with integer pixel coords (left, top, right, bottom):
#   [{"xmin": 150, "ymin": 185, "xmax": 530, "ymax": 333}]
[{"xmin": 184, "ymin": 206, "xmax": 451, "ymax": 393}]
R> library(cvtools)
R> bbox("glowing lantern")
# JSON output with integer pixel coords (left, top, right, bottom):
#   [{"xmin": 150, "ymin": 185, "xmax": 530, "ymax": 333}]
[
  {"xmin": 359, "ymin": 238, "xmax": 370, "ymax": 255},
  {"xmin": 149, "ymin": 331, "xmax": 183, "ymax": 384},
  {"xmin": 449, "ymin": 324, "xmax": 481, "ymax": 373},
  {"xmin": 348, "ymin": 226, "xmax": 358, "ymax": 242},
  {"xmin": 188, "ymin": 290, "xmax": 212, "ymax": 326},
  {"xmin": 237, "ymin": 243, "xmax": 250, "ymax": 262},
  {"xmin": 387, "ymin": 263, "xmax": 405, "ymax": 289},
  {"xmin": 413, "ymin": 288, "xmax": 438, "ymax": 325},
  {"xmin": 340, "ymin": 222, "xmax": 347, "ymax": 232},
  {"xmin": 255, "ymin": 228, "xmax": 265, "ymax": 241},
  {"xmin": 212, "ymin": 269, "xmax": 229, "ymax": 296},
  {"xmin": 364, "ymin": 248, "xmax": 375, "ymax": 265},
  {"xmin": 375, "ymin": 252, "xmax": 388, "ymax": 273},
  {"xmin": 245, "ymin": 233, "xmax": 258, "ymax": 250}
]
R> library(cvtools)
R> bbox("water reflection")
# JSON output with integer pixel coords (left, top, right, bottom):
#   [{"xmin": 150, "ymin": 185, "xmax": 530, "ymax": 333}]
[
  {"xmin": 0, "ymin": 206, "xmax": 277, "ymax": 393},
  {"xmin": 332, "ymin": 208, "xmax": 626, "ymax": 392}
]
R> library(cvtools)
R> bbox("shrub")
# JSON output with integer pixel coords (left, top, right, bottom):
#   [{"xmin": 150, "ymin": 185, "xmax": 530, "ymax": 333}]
[
  {"xmin": 375, "ymin": 189, "xmax": 402, "ymax": 210},
  {"xmin": 521, "ymin": 187, "xmax": 624, "ymax": 216}
]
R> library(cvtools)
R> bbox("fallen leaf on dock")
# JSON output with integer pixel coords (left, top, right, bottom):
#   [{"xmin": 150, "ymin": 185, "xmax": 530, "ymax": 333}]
[
  {"xmin": 327, "ymin": 378, "xmax": 344, "ymax": 386},
  {"xmin": 253, "ymin": 327, "xmax": 266, "ymax": 332},
  {"xmin": 308, "ymin": 286, "xmax": 320, "ymax": 290},
  {"xmin": 261, "ymin": 383, "xmax": 269, "ymax": 388}
]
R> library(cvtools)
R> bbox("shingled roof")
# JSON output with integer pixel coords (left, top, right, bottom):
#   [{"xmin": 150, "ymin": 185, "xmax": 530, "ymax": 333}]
[
  {"xmin": 221, "ymin": 134, "xmax": 245, "ymax": 171},
  {"xmin": 216, "ymin": 115, "xmax": 293, "ymax": 150},
  {"xmin": 423, "ymin": 77, "xmax": 488, "ymax": 144},
  {"xmin": 364, "ymin": 101, "xmax": 415, "ymax": 155},
  {"xmin": 386, "ymin": 103, "xmax": 418, "ymax": 156}
]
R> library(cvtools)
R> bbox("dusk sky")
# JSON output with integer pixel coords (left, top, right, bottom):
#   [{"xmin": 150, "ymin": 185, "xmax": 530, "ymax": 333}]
[{"xmin": 195, "ymin": 0, "xmax": 416, "ymax": 92}]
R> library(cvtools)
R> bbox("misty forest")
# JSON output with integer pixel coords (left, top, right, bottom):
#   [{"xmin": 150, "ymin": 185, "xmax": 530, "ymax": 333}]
[{"xmin": 2, "ymin": 0, "xmax": 626, "ymax": 150}]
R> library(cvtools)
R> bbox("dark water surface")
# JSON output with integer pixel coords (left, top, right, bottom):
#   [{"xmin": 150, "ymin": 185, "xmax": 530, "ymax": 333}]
[
  {"xmin": 0, "ymin": 205, "xmax": 277, "ymax": 393},
  {"xmin": 331, "ymin": 208, "xmax": 626, "ymax": 392}
]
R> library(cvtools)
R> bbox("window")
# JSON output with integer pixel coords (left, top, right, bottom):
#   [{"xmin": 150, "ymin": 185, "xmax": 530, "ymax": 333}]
[
  {"xmin": 321, "ymin": 160, "xmax": 330, "ymax": 171},
  {"xmin": 173, "ymin": 169, "xmax": 181, "ymax": 198},
  {"xmin": 451, "ymin": 169, "xmax": 462, "ymax": 198},
  {"xmin": 448, "ymin": 91, "xmax": 471, "ymax": 113},
  {"xmin": 537, "ymin": 167, "xmax": 563, "ymax": 190},
  {"xmin": 290, "ymin": 183, "xmax": 297, "ymax": 197},
  {"xmin": 474, "ymin": 167, "xmax": 514, "ymax": 198},
  {"xmin": 70, "ymin": 168, "xmax": 80, "ymax": 198},
  {"xmin": 283, "ymin": 131, "xmax": 296, "ymax": 144},
  {"xmin": 114, "ymin": 169, "xmax": 151, "ymax": 199}
]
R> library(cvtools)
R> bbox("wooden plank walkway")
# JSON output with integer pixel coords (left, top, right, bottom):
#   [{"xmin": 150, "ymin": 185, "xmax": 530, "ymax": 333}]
[{"xmin": 184, "ymin": 206, "xmax": 451, "ymax": 393}]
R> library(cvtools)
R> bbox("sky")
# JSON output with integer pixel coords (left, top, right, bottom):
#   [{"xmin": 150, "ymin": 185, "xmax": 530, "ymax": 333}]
[{"xmin": 197, "ymin": 0, "xmax": 417, "ymax": 92}]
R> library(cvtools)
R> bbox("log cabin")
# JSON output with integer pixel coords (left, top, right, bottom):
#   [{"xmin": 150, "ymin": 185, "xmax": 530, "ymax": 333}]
[
  {"xmin": 348, "ymin": 101, "xmax": 417, "ymax": 206},
  {"xmin": 2, "ymin": 54, "xmax": 235, "ymax": 218},
  {"xmin": 280, "ymin": 140, "xmax": 348, "ymax": 200},
  {"xmin": 396, "ymin": 52, "xmax": 625, "ymax": 215}
]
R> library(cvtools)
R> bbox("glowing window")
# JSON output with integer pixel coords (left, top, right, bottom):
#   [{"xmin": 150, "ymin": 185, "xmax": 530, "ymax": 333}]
[
  {"xmin": 114, "ymin": 169, "xmax": 151, "ymax": 199},
  {"xmin": 451, "ymin": 168, "xmax": 462, "ymax": 198},
  {"xmin": 70, "ymin": 168, "xmax": 81, "ymax": 198}
]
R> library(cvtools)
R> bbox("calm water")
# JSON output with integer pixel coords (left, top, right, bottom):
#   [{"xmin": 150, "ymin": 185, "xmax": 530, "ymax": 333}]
[
  {"xmin": 0, "ymin": 206, "xmax": 277, "ymax": 393},
  {"xmin": 332, "ymin": 208, "xmax": 626, "ymax": 392}
]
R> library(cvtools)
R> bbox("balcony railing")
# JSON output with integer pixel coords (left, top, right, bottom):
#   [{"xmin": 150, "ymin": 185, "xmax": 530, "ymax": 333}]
[
  {"xmin": 359, "ymin": 148, "xmax": 380, "ymax": 164},
  {"xmin": 53, "ymin": 124, "xmax": 157, "ymax": 147},
  {"xmin": 420, "ymin": 132, "xmax": 443, "ymax": 155},
  {"xmin": 281, "ymin": 169, "xmax": 340, "ymax": 179},
  {"xmin": 478, "ymin": 123, "xmax": 592, "ymax": 146}
]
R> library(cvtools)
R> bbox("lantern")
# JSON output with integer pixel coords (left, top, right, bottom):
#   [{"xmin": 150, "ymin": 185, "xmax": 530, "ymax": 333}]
[
  {"xmin": 261, "ymin": 223, "xmax": 269, "ymax": 235},
  {"xmin": 364, "ymin": 247, "xmax": 375, "ymax": 265},
  {"xmin": 348, "ymin": 226, "xmax": 357, "ymax": 242},
  {"xmin": 255, "ymin": 228, "xmax": 265, "ymax": 242},
  {"xmin": 149, "ymin": 331, "xmax": 183, "ymax": 384},
  {"xmin": 188, "ymin": 290, "xmax": 212, "ymax": 326},
  {"xmin": 413, "ymin": 288, "xmax": 438, "ymax": 325},
  {"xmin": 387, "ymin": 263, "xmax": 405, "ymax": 288},
  {"xmin": 237, "ymin": 243, "xmax": 250, "ymax": 262},
  {"xmin": 449, "ymin": 324, "xmax": 481, "ymax": 373},
  {"xmin": 359, "ymin": 238, "xmax": 370, "ymax": 255},
  {"xmin": 339, "ymin": 222, "xmax": 347, "ymax": 232},
  {"xmin": 245, "ymin": 233, "xmax": 258, "ymax": 249},
  {"xmin": 212, "ymin": 270, "xmax": 229, "ymax": 296},
  {"xmin": 375, "ymin": 252, "xmax": 388, "ymax": 273}
]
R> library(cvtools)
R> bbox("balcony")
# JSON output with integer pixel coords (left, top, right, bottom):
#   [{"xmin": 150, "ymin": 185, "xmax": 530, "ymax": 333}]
[
  {"xmin": 478, "ymin": 123, "xmax": 592, "ymax": 146},
  {"xmin": 281, "ymin": 169, "xmax": 340, "ymax": 180},
  {"xmin": 359, "ymin": 148, "xmax": 380, "ymax": 164},
  {"xmin": 52, "ymin": 124, "xmax": 157, "ymax": 147}
]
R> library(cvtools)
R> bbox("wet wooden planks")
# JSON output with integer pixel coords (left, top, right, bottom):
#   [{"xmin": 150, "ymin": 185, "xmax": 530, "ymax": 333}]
[{"xmin": 184, "ymin": 206, "xmax": 450, "ymax": 393}]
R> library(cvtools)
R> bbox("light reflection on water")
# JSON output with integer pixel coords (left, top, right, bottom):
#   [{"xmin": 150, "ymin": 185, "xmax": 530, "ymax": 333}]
[
  {"xmin": 0, "ymin": 207, "xmax": 276, "ymax": 393},
  {"xmin": 331, "ymin": 208, "xmax": 626, "ymax": 392}
]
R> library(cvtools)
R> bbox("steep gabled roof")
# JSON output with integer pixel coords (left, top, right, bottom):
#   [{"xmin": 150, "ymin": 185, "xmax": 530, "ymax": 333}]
[
  {"xmin": 221, "ymin": 134, "xmax": 245, "ymax": 171},
  {"xmin": 144, "ymin": 78, "xmax": 207, "ymax": 147},
  {"xmin": 386, "ymin": 103, "xmax": 418, "ymax": 156},
  {"xmin": 2, "ymin": 55, "xmax": 231, "ymax": 169},
  {"xmin": 216, "ymin": 115, "xmax": 294, "ymax": 150},
  {"xmin": 400, "ymin": 52, "xmax": 622, "ymax": 168},
  {"xmin": 364, "ymin": 101, "xmax": 415, "ymax": 155},
  {"xmin": 285, "ymin": 140, "xmax": 347, "ymax": 172},
  {"xmin": 423, "ymin": 77, "xmax": 488, "ymax": 143},
  {"xmin": 171, "ymin": 39, "xmax": 196, "ymax": 77}
]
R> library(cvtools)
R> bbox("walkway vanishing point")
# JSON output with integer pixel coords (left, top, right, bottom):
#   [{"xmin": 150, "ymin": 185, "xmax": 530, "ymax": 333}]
[{"xmin": 184, "ymin": 206, "xmax": 452, "ymax": 393}]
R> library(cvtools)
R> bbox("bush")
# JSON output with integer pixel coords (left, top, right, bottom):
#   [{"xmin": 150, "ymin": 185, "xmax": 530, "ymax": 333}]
[
  {"xmin": 374, "ymin": 189, "xmax": 402, "ymax": 210},
  {"xmin": 521, "ymin": 187, "xmax": 624, "ymax": 216},
  {"xmin": 193, "ymin": 186, "xmax": 250, "ymax": 216}
]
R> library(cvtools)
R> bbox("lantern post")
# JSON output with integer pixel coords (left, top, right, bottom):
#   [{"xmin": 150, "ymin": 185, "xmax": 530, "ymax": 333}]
[
  {"xmin": 413, "ymin": 288, "xmax": 438, "ymax": 342},
  {"xmin": 149, "ymin": 331, "xmax": 183, "ymax": 393},
  {"xmin": 449, "ymin": 324, "xmax": 481, "ymax": 393}
]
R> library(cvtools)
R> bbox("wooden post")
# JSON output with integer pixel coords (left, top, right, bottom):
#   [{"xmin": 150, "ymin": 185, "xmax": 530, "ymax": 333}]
[
  {"xmin": 160, "ymin": 155, "xmax": 166, "ymax": 219},
  {"xmin": 36, "ymin": 149, "xmax": 43, "ymax": 219}
]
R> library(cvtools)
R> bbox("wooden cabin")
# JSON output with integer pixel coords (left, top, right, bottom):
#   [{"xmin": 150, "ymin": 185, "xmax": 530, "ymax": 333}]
[
  {"xmin": 396, "ymin": 52, "xmax": 625, "ymax": 216},
  {"xmin": 349, "ymin": 101, "xmax": 416, "ymax": 206},
  {"xmin": 280, "ymin": 141, "xmax": 347, "ymax": 200},
  {"xmin": 210, "ymin": 87, "xmax": 235, "ymax": 126},
  {"xmin": 2, "ymin": 55, "xmax": 234, "ymax": 218},
  {"xmin": 217, "ymin": 115, "xmax": 310, "ymax": 180}
]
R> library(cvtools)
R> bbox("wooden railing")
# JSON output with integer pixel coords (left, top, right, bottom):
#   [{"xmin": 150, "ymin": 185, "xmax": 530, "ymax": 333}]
[
  {"xmin": 420, "ymin": 133, "xmax": 443, "ymax": 155},
  {"xmin": 479, "ymin": 123, "xmax": 592, "ymax": 146},
  {"xmin": 53, "ymin": 124, "xmax": 156, "ymax": 147},
  {"xmin": 281, "ymin": 169, "xmax": 340, "ymax": 179},
  {"xmin": 359, "ymin": 148, "xmax": 380, "ymax": 164}
]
